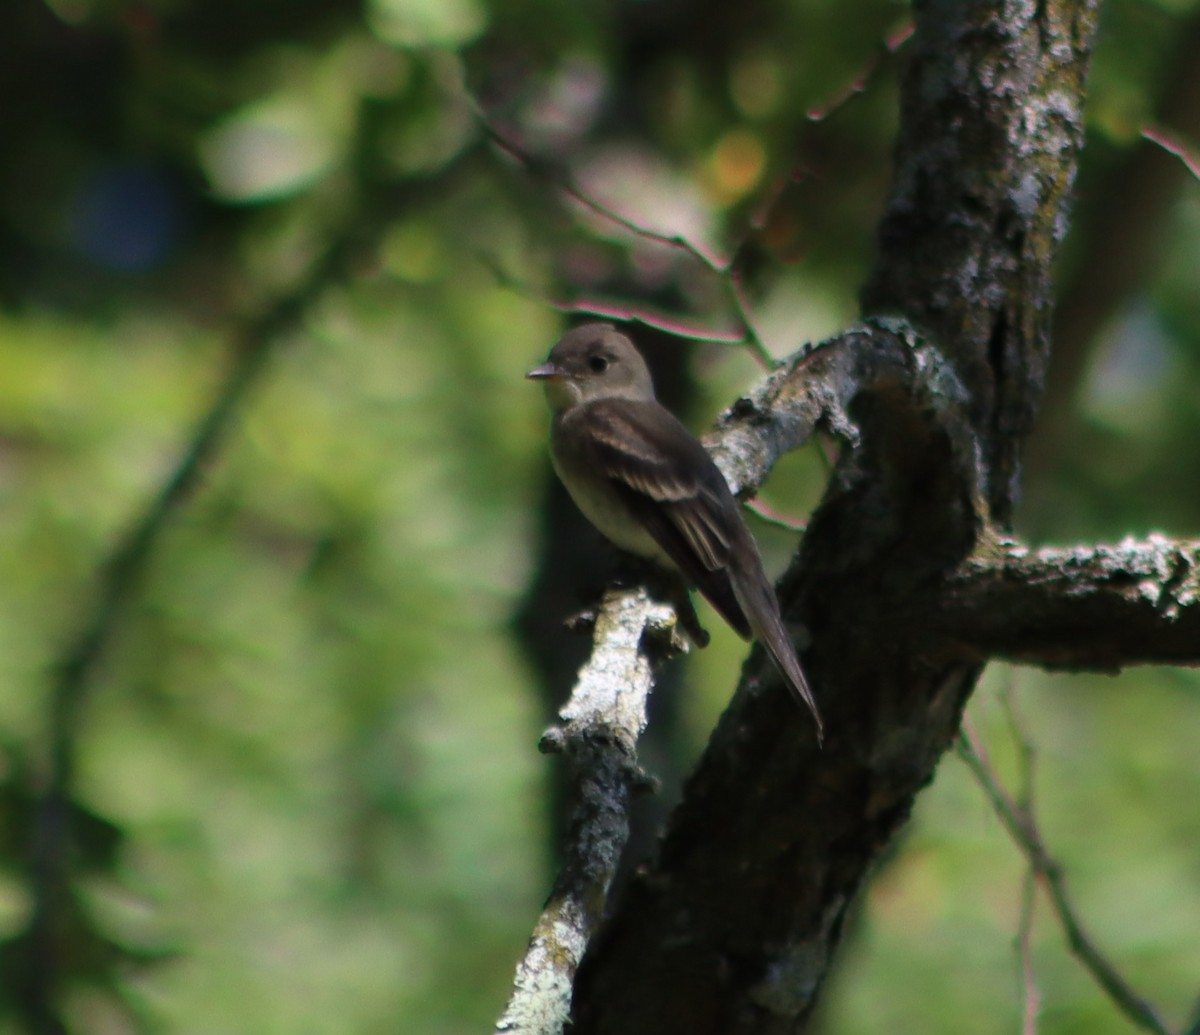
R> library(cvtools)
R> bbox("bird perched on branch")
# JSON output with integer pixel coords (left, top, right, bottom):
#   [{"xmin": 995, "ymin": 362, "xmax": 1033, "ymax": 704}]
[{"xmin": 527, "ymin": 322, "xmax": 822, "ymax": 740}]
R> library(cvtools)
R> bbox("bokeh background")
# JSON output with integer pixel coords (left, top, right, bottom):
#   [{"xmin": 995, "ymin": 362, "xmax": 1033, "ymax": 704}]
[{"xmin": 0, "ymin": 0, "xmax": 1198, "ymax": 1032}]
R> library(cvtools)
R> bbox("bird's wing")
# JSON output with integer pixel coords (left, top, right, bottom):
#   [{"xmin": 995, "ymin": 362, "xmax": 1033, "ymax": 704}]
[
  {"xmin": 572, "ymin": 399, "xmax": 753, "ymax": 639},
  {"xmin": 568, "ymin": 399, "xmax": 824, "ymax": 738}
]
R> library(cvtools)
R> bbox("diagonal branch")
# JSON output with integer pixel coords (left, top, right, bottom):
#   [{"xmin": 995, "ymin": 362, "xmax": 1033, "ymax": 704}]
[
  {"xmin": 1142, "ymin": 125, "xmax": 1200, "ymax": 181},
  {"xmin": 497, "ymin": 587, "xmax": 678, "ymax": 1035},
  {"xmin": 475, "ymin": 252, "xmax": 748, "ymax": 344},
  {"xmin": 996, "ymin": 680, "xmax": 1043, "ymax": 1035},
  {"xmin": 27, "ymin": 226, "xmax": 354, "ymax": 1032},
  {"xmin": 957, "ymin": 724, "xmax": 1173, "ymax": 1035},
  {"xmin": 477, "ymin": 111, "xmax": 778, "ymax": 367},
  {"xmin": 26, "ymin": 137, "xmax": 490, "ymax": 1029}
]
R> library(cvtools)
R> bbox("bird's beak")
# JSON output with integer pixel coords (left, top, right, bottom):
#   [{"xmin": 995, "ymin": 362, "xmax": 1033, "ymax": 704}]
[{"xmin": 526, "ymin": 361, "xmax": 568, "ymax": 380}]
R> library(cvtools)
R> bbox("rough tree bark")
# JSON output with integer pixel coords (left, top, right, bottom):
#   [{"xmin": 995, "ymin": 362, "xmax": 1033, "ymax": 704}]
[{"xmin": 498, "ymin": 1, "xmax": 1200, "ymax": 1033}]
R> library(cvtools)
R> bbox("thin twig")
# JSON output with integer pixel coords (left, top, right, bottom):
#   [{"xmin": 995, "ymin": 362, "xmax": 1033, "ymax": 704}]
[
  {"xmin": 478, "ymin": 111, "xmax": 778, "ymax": 368},
  {"xmin": 742, "ymin": 498, "xmax": 807, "ymax": 533},
  {"xmin": 957, "ymin": 725, "xmax": 1173, "ymax": 1035},
  {"xmin": 474, "ymin": 253, "xmax": 747, "ymax": 343},
  {"xmin": 1017, "ymin": 865, "xmax": 1040, "ymax": 1035},
  {"xmin": 806, "ymin": 23, "xmax": 914, "ymax": 122},
  {"xmin": 726, "ymin": 268, "xmax": 774, "ymax": 368},
  {"xmin": 996, "ymin": 677, "xmax": 1042, "ymax": 1035},
  {"xmin": 549, "ymin": 301, "xmax": 746, "ymax": 344},
  {"xmin": 1142, "ymin": 125, "xmax": 1200, "ymax": 181},
  {"xmin": 482, "ymin": 121, "xmax": 727, "ymax": 269}
]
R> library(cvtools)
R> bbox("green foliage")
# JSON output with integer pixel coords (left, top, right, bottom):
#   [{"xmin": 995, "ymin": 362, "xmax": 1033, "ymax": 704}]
[{"xmin": 0, "ymin": 0, "xmax": 1198, "ymax": 1030}]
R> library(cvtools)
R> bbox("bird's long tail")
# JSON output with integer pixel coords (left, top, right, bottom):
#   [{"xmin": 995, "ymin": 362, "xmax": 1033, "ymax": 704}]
[{"xmin": 735, "ymin": 572, "xmax": 824, "ymax": 743}]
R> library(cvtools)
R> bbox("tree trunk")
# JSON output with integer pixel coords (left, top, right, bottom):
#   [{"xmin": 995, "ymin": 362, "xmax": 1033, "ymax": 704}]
[{"xmin": 567, "ymin": 3, "xmax": 1101, "ymax": 1031}]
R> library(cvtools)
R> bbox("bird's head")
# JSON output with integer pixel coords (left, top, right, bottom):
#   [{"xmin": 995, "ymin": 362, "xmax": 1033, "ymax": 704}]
[{"xmin": 527, "ymin": 323, "xmax": 656, "ymax": 411}]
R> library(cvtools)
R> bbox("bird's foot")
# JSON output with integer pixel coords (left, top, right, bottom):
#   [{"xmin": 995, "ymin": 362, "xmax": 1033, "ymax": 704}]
[{"xmin": 672, "ymin": 594, "xmax": 711, "ymax": 649}]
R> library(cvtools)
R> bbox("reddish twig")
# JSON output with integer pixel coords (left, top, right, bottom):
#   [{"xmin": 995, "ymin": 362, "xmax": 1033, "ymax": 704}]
[
  {"xmin": 742, "ymin": 498, "xmax": 807, "ymax": 533},
  {"xmin": 806, "ymin": 23, "xmax": 914, "ymax": 123},
  {"xmin": 1142, "ymin": 125, "xmax": 1200, "ymax": 181},
  {"xmin": 473, "ymin": 253, "xmax": 747, "ymax": 344},
  {"xmin": 476, "ymin": 109, "xmax": 779, "ymax": 367}
]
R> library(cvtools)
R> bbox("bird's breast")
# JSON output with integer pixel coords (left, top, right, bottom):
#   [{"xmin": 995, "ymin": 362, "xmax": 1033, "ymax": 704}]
[{"xmin": 550, "ymin": 432, "xmax": 674, "ymax": 569}]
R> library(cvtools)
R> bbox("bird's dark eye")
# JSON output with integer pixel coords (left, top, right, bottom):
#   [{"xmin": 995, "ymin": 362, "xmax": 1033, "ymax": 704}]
[{"xmin": 588, "ymin": 354, "xmax": 609, "ymax": 373}]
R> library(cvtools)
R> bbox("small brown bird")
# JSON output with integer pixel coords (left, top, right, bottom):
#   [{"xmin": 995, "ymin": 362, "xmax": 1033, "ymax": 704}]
[{"xmin": 527, "ymin": 322, "xmax": 822, "ymax": 738}]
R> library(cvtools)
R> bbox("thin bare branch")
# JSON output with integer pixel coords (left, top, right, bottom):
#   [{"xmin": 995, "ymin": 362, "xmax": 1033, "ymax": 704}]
[
  {"xmin": 555, "ymin": 304, "xmax": 746, "ymax": 344},
  {"xmin": 473, "ymin": 254, "xmax": 747, "ymax": 343},
  {"xmin": 742, "ymin": 499, "xmax": 808, "ymax": 534},
  {"xmin": 806, "ymin": 22, "xmax": 914, "ymax": 122},
  {"xmin": 476, "ymin": 109, "xmax": 778, "ymax": 368},
  {"xmin": 957, "ymin": 726, "xmax": 1172, "ymax": 1035},
  {"xmin": 560, "ymin": 176, "xmax": 728, "ymax": 273},
  {"xmin": 726, "ymin": 268, "xmax": 774, "ymax": 369},
  {"xmin": 480, "ymin": 120, "xmax": 724, "ymax": 269},
  {"xmin": 1142, "ymin": 125, "xmax": 1200, "ymax": 181},
  {"xmin": 1017, "ymin": 865, "xmax": 1040, "ymax": 1035},
  {"xmin": 998, "ymin": 678, "xmax": 1041, "ymax": 1035}
]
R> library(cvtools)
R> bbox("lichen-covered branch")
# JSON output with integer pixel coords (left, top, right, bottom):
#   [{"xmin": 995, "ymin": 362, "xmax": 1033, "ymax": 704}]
[
  {"xmin": 934, "ymin": 534, "xmax": 1200, "ymax": 669},
  {"xmin": 497, "ymin": 587, "xmax": 677, "ymax": 1035},
  {"xmin": 705, "ymin": 317, "xmax": 975, "ymax": 497}
]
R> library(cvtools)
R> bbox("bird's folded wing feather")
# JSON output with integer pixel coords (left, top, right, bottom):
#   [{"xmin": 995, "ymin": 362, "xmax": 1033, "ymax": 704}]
[{"xmin": 573, "ymin": 399, "xmax": 753, "ymax": 639}]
